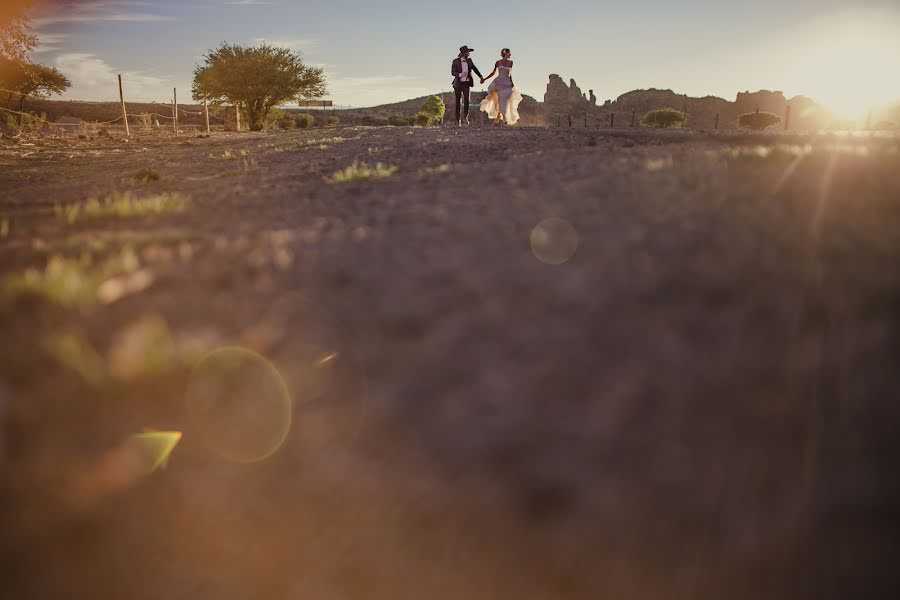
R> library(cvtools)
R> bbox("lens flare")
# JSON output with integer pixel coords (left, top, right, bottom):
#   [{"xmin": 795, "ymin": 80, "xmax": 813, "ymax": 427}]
[
  {"xmin": 530, "ymin": 218, "xmax": 579, "ymax": 265},
  {"xmin": 185, "ymin": 346, "xmax": 292, "ymax": 463}
]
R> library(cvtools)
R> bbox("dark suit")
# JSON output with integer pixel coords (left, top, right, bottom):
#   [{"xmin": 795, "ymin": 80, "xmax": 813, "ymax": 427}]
[{"xmin": 451, "ymin": 57, "xmax": 483, "ymax": 122}]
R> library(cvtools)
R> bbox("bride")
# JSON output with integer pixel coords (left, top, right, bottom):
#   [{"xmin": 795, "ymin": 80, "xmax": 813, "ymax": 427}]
[{"xmin": 479, "ymin": 48, "xmax": 523, "ymax": 125}]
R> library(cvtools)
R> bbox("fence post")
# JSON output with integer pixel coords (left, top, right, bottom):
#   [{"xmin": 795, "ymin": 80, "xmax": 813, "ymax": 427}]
[
  {"xmin": 173, "ymin": 88, "xmax": 178, "ymax": 133},
  {"xmin": 204, "ymin": 99, "xmax": 210, "ymax": 134},
  {"xmin": 631, "ymin": 111, "xmax": 636, "ymax": 127},
  {"xmin": 568, "ymin": 114, "xmax": 572, "ymax": 128},
  {"xmin": 785, "ymin": 105, "xmax": 791, "ymax": 131},
  {"xmin": 610, "ymin": 113, "xmax": 614, "ymax": 128},
  {"xmin": 117, "ymin": 74, "xmax": 130, "ymax": 137},
  {"xmin": 714, "ymin": 113, "xmax": 719, "ymax": 130},
  {"xmin": 584, "ymin": 114, "xmax": 587, "ymax": 128},
  {"xmin": 682, "ymin": 104, "xmax": 687, "ymax": 129}
]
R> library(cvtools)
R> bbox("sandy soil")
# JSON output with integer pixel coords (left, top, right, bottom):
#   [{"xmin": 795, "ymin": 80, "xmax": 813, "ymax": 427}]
[{"xmin": 1, "ymin": 125, "xmax": 899, "ymax": 599}]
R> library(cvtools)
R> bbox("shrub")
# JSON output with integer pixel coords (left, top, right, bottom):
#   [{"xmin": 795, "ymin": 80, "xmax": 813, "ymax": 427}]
[
  {"xmin": 420, "ymin": 95, "xmax": 445, "ymax": 124},
  {"xmin": 361, "ymin": 117, "xmax": 389, "ymax": 126},
  {"xmin": 641, "ymin": 108, "xmax": 685, "ymax": 129},
  {"xmin": 295, "ymin": 114, "xmax": 315, "ymax": 129},
  {"xmin": 388, "ymin": 115, "xmax": 412, "ymax": 126},
  {"xmin": 738, "ymin": 111, "xmax": 782, "ymax": 131},
  {"xmin": 324, "ymin": 116, "xmax": 339, "ymax": 126},
  {"xmin": 414, "ymin": 112, "xmax": 433, "ymax": 127},
  {"xmin": 264, "ymin": 108, "xmax": 296, "ymax": 130},
  {"xmin": 192, "ymin": 43, "xmax": 327, "ymax": 131}
]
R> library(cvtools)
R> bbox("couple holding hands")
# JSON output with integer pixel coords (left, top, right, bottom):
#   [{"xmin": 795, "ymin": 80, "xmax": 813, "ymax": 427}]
[{"xmin": 451, "ymin": 45, "xmax": 524, "ymax": 126}]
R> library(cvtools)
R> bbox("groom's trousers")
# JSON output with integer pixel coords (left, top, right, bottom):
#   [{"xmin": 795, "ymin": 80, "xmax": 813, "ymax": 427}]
[{"xmin": 454, "ymin": 86, "xmax": 470, "ymax": 122}]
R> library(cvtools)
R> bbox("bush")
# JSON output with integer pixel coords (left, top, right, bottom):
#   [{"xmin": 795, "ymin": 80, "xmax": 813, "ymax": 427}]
[
  {"xmin": 295, "ymin": 114, "xmax": 315, "ymax": 129},
  {"xmin": 420, "ymin": 95, "xmax": 444, "ymax": 124},
  {"xmin": 388, "ymin": 115, "xmax": 413, "ymax": 126},
  {"xmin": 324, "ymin": 116, "xmax": 339, "ymax": 126},
  {"xmin": 414, "ymin": 112, "xmax": 433, "ymax": 127},
  {"xmin": 264, "ymin": 108, "xmax": 296, "ymax": 130},
  {"xmin": 641, "ymin": 108, "xmax": 685, "ymax": 129},
  {"xmin": 738, "ymin": 111, "xmax": 782, "ymax": 131}
]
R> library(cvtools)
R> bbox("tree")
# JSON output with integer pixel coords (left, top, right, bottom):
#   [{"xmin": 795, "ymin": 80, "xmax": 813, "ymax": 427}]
[
  {"xmin": 192, "ymin": 43, "xmax": 327, "ymax": 131},
  {"xmin": 0, "ymin": 0, "xmax": 37, "ymax": 60},
  {"xmin": 0, "ymin": 56, "xmax": 70, "ymax": 114},
  {"xmin": 738, "ymin": 111, "xmax": 781, "ymax": 131},
  {"xmin": 641, "ymin": 108, "xmax": 685, "ymax": 129},
  {"xmin": 419, "ymin": 95, "xmax": 444, "ymax": 125}
]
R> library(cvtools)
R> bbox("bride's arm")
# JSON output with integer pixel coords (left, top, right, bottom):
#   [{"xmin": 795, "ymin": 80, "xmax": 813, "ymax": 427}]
[{"xmin": 481, "ymin": 61, "xmax": 499, "ymax": 83}]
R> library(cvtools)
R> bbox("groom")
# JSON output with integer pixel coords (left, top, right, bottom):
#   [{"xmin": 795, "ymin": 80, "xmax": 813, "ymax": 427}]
[{"xmin": 451, "ymin": 45, "xmax": 484, "ymax": 126}]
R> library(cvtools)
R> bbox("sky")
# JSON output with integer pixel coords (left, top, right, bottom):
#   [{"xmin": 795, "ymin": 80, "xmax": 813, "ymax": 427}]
[{"xmin": 25, "ymin": 0, "xmax": 900, "ymax": 116}]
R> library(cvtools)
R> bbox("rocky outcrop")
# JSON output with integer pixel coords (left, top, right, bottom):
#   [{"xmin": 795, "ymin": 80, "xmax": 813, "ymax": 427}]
[{"xmin": 543, "ymin": 75, "xmax": 832, "ymax": 130}]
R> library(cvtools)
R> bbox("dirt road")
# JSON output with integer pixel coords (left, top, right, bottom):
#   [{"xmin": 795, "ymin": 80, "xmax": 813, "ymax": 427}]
[{"xmin": 1, "ymin": 126, "xmax": 899, "ymax": 599}]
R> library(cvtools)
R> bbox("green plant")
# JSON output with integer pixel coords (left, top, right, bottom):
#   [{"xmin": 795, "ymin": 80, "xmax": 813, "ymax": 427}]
[
  {"xmin": 324, "ymin": 116, "xmax": 339, "ymax": 126},
  {"xmin": 641, "ymin": 108, "xmax": 685, "ymax": 129},
  {"xmin": 55, "ymin": 192, "xmax": 189, "ymax": 225},
  {"xmin": 414, "ymin": 112, "xmax": 432, "ymax": 127},
  {"xmin": 192, "ymin": 43, "xmax": 328, "ymax": 131},
  {"xmin": 4, "ymin": 248, "xmax": 142, "ymax": 309},
  {"xmin": 295, "ymin": 113, "xmax": 315, "ymax": 129},
  {"xmin": 329, "ymin": 161, "xmax": 398, "ymax": 183},
  {"xmin": 420, "ymin": 95, "xmax": 445, "ymax": 124},
  {"xmin": 738, "ymin": 111, "xmax": 782, "ymax": 131}
]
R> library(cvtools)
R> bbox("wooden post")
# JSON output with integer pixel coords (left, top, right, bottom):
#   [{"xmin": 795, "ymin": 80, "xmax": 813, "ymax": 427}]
[
  {"xmin": 173, "ymin": 88, "xmax": 178, "ymax": 133},
  {"xmin": 631, "ymin": 110, "xmax": 636, "ymax": 127},
  {"xmin": 117, "ymin": 74, "xmax": 130, "ymax": 137},
  {"xmin": 568, "ymin": 114, "xmax": 572, "ymax": 127},
  {"xmin": 785, "ymin": 105, "xmax": 791, "ymax": 131},
  {"xmin": 610, "ymin": 113, "xmax": 614, "ymax": 128},
  {"xmin": 204, "ymin": 99, "xmax": 210, "ymax": 134},
  {"xmin": 682, "ymin": 104, "xmax": 687, "ymax": 129},
  {"xmin": 714, "ymin": 113, "xmax": 719, "ymax": 130},
  {"xmin": 584, "ymin": 114, "xmax": 587, "ymax": 128}
]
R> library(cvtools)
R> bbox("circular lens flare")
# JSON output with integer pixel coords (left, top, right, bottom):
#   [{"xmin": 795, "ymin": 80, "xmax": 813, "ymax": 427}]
[
  {"xmin": 185, "ymin": 346, "xmax": 292, "ymax": 463},
  {"xmin": 530, "ymin": 218, "xmax": 579, "ymax": 265}
]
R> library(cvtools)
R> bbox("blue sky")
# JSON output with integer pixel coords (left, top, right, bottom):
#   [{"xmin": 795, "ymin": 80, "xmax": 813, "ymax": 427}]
[{"xmin": 28, "ymin": 0, "xmax": 900, "ymax": 115}]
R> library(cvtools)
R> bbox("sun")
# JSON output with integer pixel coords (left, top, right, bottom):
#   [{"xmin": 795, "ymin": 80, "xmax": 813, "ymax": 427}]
[{"xmin": 785, "ymin": 12, "xmax": 900, "ymax": 120}]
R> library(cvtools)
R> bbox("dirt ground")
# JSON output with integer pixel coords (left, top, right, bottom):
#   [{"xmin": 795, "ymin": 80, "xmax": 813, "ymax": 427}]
[{"xmin": 1, "ymin": 125, "xmax": 899, "ymax": 599}]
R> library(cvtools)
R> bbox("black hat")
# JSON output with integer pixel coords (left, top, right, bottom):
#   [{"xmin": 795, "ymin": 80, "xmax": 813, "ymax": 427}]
[{"xmin": 459, "ymin": 45, "xmax": 474, "ymax": 54}]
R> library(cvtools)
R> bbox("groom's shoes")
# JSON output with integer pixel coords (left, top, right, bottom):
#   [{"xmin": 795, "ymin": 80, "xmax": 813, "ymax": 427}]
[{"xmin": 463, "ymin": 116, "xmax": 470, "ymax": 126}]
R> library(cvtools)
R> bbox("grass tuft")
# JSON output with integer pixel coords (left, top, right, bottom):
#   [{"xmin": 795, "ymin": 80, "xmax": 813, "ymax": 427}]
[
  {"xmin": 4, "ymin": 248, "xmax": 145, "ymax": 309},
  {"xmin": 55, "ymin": 192, "xmax": 189, "ymax": 225},
  {"xmin": 329, "ymin": 161, "xmax": 398, "ymax": 184}
]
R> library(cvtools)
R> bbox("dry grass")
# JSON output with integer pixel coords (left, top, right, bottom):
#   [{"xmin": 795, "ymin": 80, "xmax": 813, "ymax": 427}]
[
  {"xmin": 329, "ymin": 161, "xmax": 398, "ymax": 184},
  {"xmin": 54, "ymin": 192, "xmax": 189, "ymax": 225}
]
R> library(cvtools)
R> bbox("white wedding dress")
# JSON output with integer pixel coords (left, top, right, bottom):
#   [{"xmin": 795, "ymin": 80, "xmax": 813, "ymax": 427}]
[{"xmin": 480, "ymin": 64, "xmax": 523, "ymax": 125}]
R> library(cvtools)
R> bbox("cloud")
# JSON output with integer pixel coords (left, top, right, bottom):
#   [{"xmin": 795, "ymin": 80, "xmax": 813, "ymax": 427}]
[
  {"xmin": 32, "ymin": 1, "xmax": 175, "ymax": 26},
  {"xmin": 31, "ymin": 32, "xmax": 71, "ymax": 54},
  {"xmin": 55, "ymin": 53, "xmax": 169, "ymax": 101}
]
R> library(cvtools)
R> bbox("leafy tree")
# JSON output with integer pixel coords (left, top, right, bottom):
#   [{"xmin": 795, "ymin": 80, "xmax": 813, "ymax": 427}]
[
  {"xmin": 419, "ymin": 95, "xmax": 444, "ymax": 124},
  {"xmin": 193, "ymin": 43, "xmax": 327, "ymax": 131},
  {"xmin": 0, "ymin": 55, "xmax": 70, "ymax": 114},
  {"xmin": 641, "ymin": 108, "xmax": 685, "ymax": 129},
  {"xmin": 0, "ymin": 0, "xmax": 37, "ymax": 60},
  {"xmin": 738, "ymin": 111, "xmax": 781, "ymax": 131}
]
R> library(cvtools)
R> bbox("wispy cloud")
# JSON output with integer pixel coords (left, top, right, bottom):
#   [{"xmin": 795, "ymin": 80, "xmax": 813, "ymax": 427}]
[
  {"xmin": 32, "ymin": 1, "xmax": 175, "ymax": 27},
  {"xmin": 31, "ymin": 32, "xmax": 71, "ymax": 54},
  {"xmin": 55, "ymin": 53, "xmax": 169, "ymax": 101}
]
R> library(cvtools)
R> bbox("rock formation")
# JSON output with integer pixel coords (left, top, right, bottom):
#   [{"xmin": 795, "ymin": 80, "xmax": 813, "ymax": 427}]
[{"xmin": 543, "ymin": 74, "xmax": 832, "ymax": 130}]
